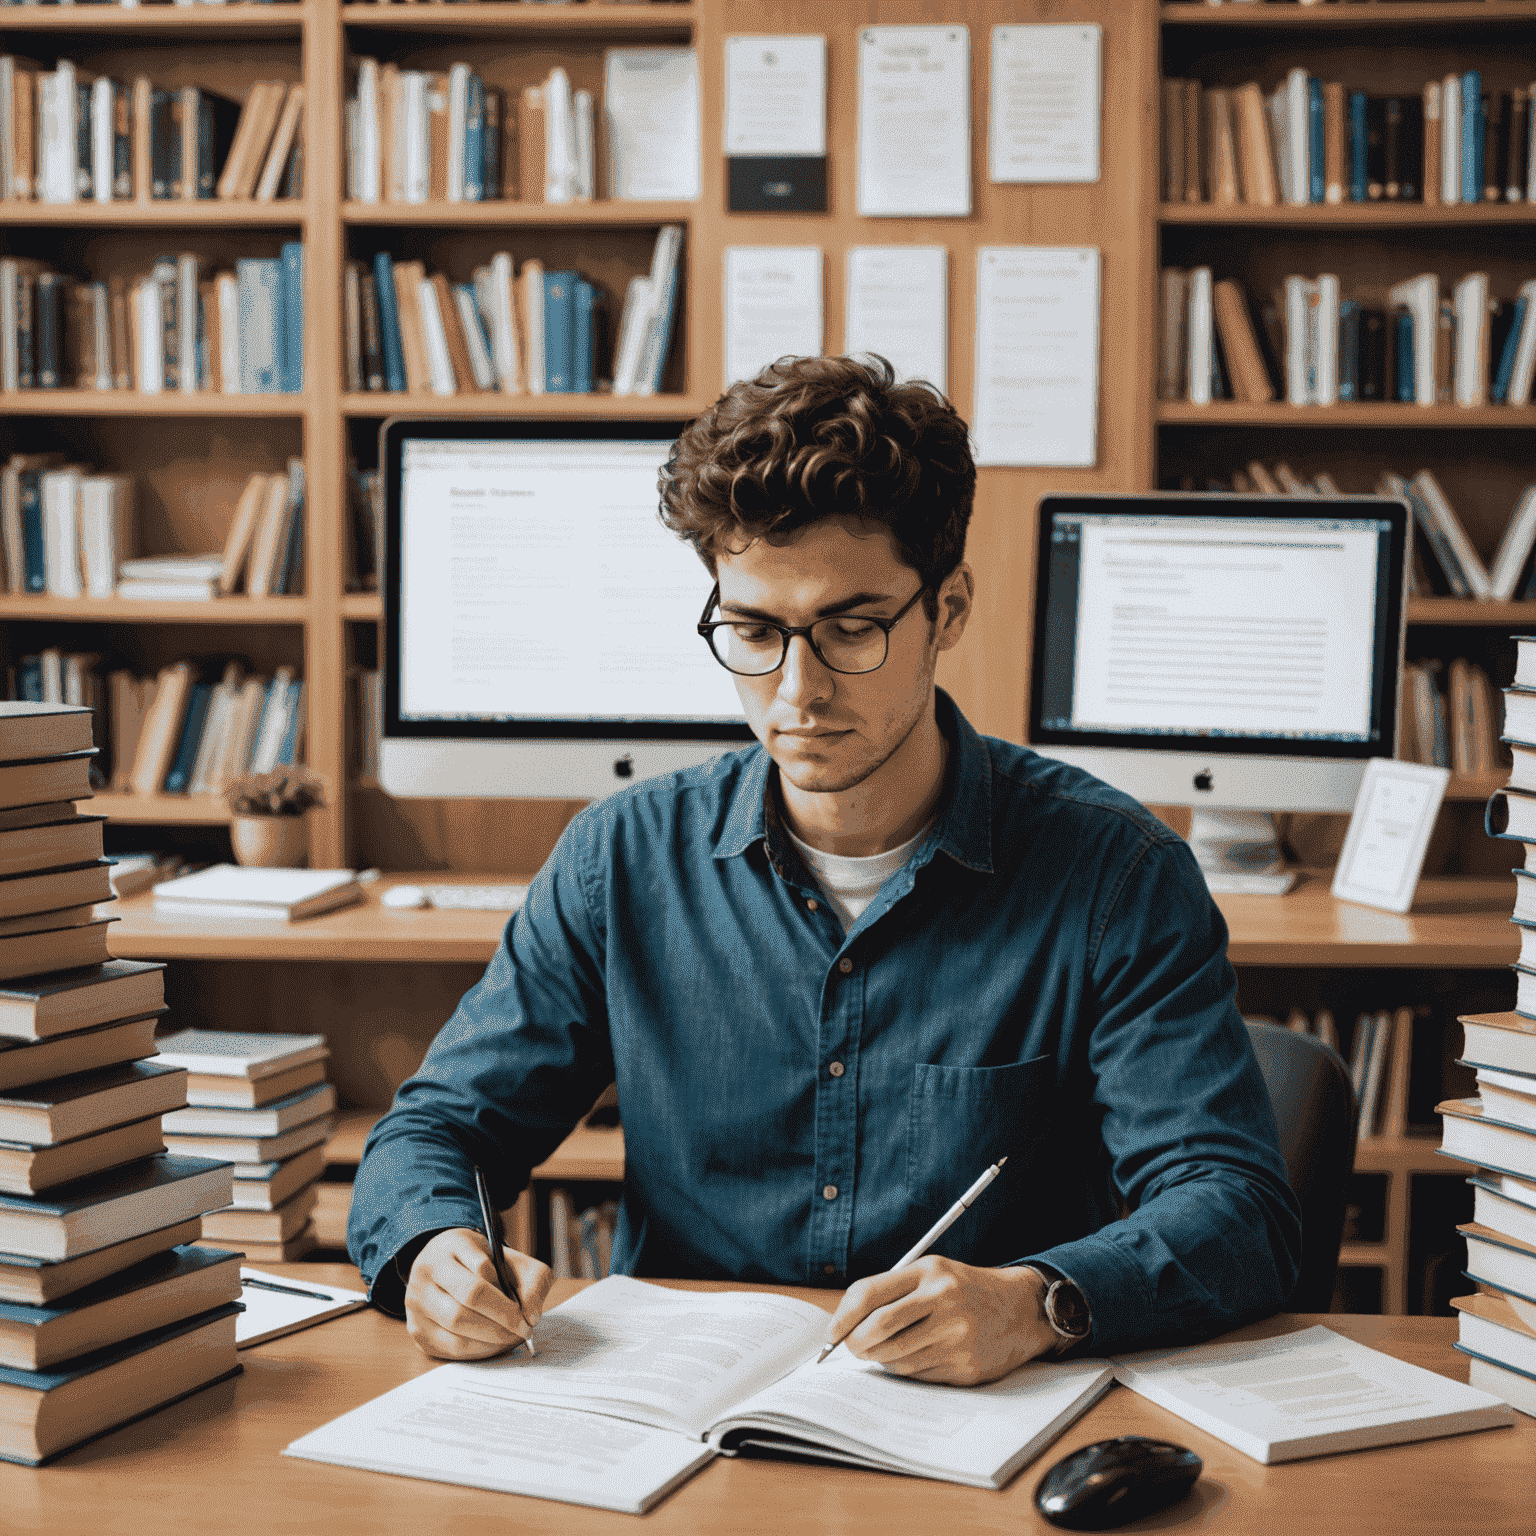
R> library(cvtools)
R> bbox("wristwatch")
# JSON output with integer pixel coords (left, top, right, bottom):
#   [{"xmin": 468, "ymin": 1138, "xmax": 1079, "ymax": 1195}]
[{"xmin": 1024, "ymin": 1265, "xmax": 1092, "ymax": 1350}]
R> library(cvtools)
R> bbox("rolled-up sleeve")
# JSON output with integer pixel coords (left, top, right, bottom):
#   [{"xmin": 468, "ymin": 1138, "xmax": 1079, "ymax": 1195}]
[
  {"xmin": 347, "ymin": 815, "xmax": 614, "ymax": 1314},
  {"xmin": 1019, "ymin": 837, "xmax": 1302, "ymax": 1355}
]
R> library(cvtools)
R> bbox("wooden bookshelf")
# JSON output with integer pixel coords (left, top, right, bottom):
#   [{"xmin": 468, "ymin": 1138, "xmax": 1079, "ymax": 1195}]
[
  {"xmin": 0, "ymin": 391, "xmax": 306, "ymax": 417},
  {"xmin": 0, "ymin": 204, "xmax": 305, "ymax": 227},
  {"xmin": 93, "ymin": 792, "xmax": 233, "ymax": 826},
  {"xmin": 4, "ymin": 5, "xmax": 308, "ymax": 34},
  {"xmin": 0, "ymin": 595, "xmax": 307, "ymax": 624},
  {"xmin": 338, "ymin": 392, "xmax": 713, "ymax": 418},
  {"xmin": 1160, "ymin": 203, "xmax": 1536, "ymax": 228},
  {"xmin": 1161, "ymin": 1, "xmax": 1536, "ymax": 29},
  {"xmin": 341, "ymin": 200, "xmax": 695, "ymax": 227},
  {"xmin": 1408, "ymin": 599, "xmax": 1536, "ymax": 626},
  {"xmin": 339, "ymin": 3, "xmax": 696, "ymax": 36},
  {"xmin": 1157, "ymin": 403, "xmax": 1536, "ymax": 429}
]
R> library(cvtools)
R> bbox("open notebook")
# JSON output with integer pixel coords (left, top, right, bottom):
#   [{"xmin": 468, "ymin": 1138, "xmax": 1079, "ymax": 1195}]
[{"xmin": 284, "ymin": 1277, "xmax": 1113, "ymax": 1514}]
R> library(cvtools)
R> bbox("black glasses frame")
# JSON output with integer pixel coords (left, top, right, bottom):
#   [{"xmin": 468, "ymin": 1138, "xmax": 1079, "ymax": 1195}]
[{"xmin": 697, "ymin": 582, "xmax": 929, "ymax": 677}]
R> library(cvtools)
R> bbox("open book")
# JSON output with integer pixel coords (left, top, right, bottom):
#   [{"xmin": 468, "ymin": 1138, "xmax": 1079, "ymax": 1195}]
[{"xmin": 284, "ymin": 1277, "xmax": 1114, "ymax": 1514}]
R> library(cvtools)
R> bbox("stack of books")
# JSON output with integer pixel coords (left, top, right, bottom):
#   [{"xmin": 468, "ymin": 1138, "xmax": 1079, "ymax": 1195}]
[
  {"xmin": 0, "ymin": 701, "xmax": 241, "ymax": 1463},
  {"xmin": 154, "ymin": 1031, "xmax": 335, "ymax": 1263}
]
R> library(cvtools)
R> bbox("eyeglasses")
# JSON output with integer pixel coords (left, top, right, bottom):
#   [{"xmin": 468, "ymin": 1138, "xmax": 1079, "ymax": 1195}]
[{"xmin": 697, "ymin": 582, "xmax": 929, "ymax": 677}]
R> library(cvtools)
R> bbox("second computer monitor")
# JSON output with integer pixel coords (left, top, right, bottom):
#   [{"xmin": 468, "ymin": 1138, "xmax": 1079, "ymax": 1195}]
[{"xmin": 1028, "ymin": 493, "xmax": 1409, "ymax": 814}]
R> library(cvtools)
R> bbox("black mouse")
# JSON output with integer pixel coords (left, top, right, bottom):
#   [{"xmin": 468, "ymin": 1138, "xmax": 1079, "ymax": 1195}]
[{"xmin": 1034, "ymin": 1435, "xmax": 1203, "ymax": 1531}]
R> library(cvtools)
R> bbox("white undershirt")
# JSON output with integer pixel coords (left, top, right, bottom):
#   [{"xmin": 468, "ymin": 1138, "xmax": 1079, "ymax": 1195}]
[{"xmin": 786, "ymin": 823, "xmax": 932, "ymax": 931}]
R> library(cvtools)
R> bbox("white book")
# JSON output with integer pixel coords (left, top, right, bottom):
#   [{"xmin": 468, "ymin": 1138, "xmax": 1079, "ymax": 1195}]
[
  {"xmin": 1113, "ymin": 1325, "xmax": 1510, "ymax": 1463},
  {"xmin": 1267, "ymin": 88, "xmax": 1292, "ymax": 205},
  {"xmin": 187, "ymin": 663, "xmax": 241, "ymax": 796},
  {"xmin": 247, "ymin": 668, "xmax": 294, "ymax": 774},
  {"xmin": 603, "ymin": 47, "xmax": 700, "ymax": 201},
  {"xmin": 416, "ymin": 278, "xmax": 457, "ymax": 396},
  {"xmin": 177, "ymin": 254, "xmax": 198, "ymax": 395},
  {"xmin": 610, "ymin": 275, "xmax": 652, "ymax": 397},
  {"xmin": 521, "ymin": 260, "xmax": 545, "ymax": 394},
  {"xmin": 1442, "ymin": 1095, "xmax": 1536, "ymax": 1179},
  {"xmin": 1506, "ymin": 278, "xmax": 1536, "ymax": 407},
  {"xmin": 78, "ymin": 474, "xmax": 132, "ymax": 598},
  {"xmin": 155, "ymin": 1028, "xmax": 329, "ymax": 1080},
  {"xmin": 90, "ymin": 75, "xmax": 113, "ymax": 203},
  {"xmin": 38, "ymin": 63, "xmax": 76, "ymax": 205},
  {"xmin": 1453, "ymin": 272, "xmax": 1490, "ymax": 406},
  {"xmin": 90, "ymin": 283, "xmax": 112, "ymax": 390},
  {"xmin": 1282, "ymin": 275, "xmax": 1312, "ymax": 405},
  {"xmin": 486, "ymin": 252, "xmax": 520, "ymax": 393},
  {"xmin": 40, "ymin": 468, "xmax": 82, "ymax": 598},
  {"xmin": 1473, "ymin": 1181, "xmax": 1536, "ymax": 1248},
  {"xmin": 453, "ymin": 286, "xmax": 495, "ymax": 390},
  {"xmin": 164, "ymin": 1081, "xmax": 336, "ymax": 1137},
  {"xmin": 1388, "ymin": 274, "xmax": 1440, "ymax": 408},
  {"xmin": 573, "ymin": 88, "xmax": 594, "ymax": 202},
  {"xmin": 403, "ymin": 72, "xmax": 428, "ymax": 204},
  {"xmin": 1488, "ymin": 486, "xmax": 1536, "ymax": 599},
  {"xmin": 0, "ymin": 260, "xmax": 15, "ymax": 390},
  {"xmin": 284, "ymin": 1277, "xmax": 1115, "ymax": 1511},
  {"xmin": 1285, "ymin": 67, "xmax": 1309, "ymax": 207},
  {"xmin": 1411, "ymin": 469, "xmax": 1491, "ymax": 598},
  {"xmin": 1442, "ymin": 74, "xmax": 1461, "ymax": 205},
  {"xmin": 0, "ymin": 59, "xmax": 13, "ymax": 202},
  {"xmin": 153, "ymin": 864, "xmax": 362, "ymax": 921},
  {"xmin": 357, "ymin": 58, "xmax": 379, "ymax": 205},
  {"xmin": 1185, "ymin": 266, "xmax": 1213, "ymax": 406},
  {"xmin": 1312, "ymin": 273, "xmax": 1340, "ymax": 406},
  {"xmin": 134, "ymin": 279, "xmax": 161, "ymax": 394},
  {"xmin": 634, "ymin": 223, "xmax": 683, "ymax": 397},
  {"xmin": 216, "ymin": 272, "xmax": 241, "ymax": 395},
  {"xmin": 543, "ymin": 66, "xmax": 575, "ymax": 204},
  {"xmin": 446, "ymin": 64, "xmax": 468, "ymax": 203}
]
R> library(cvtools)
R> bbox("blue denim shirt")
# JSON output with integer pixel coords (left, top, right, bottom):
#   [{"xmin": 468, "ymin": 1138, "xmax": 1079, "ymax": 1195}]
[{"xmin": 349, "ymin": 692, "xmax": 1300, "ymax": 1354}]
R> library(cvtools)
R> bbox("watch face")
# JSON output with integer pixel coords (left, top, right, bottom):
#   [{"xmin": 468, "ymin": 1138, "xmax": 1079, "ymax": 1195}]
[{"xmin": 1048, "ymin": 1280, "xmax": 1090, "ymax": 1338}]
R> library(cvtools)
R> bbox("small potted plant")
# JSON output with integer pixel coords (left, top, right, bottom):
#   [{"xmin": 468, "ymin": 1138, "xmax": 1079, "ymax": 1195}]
[{"xmin": 225, "ymin": 767, "xmax": 327, "ymax": 868}]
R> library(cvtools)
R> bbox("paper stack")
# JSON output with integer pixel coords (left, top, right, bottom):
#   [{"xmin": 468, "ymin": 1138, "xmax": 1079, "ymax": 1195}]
[
  {"xmin": 0, "ymin": 702, "xmax": 240, "ymax": 1464},
  {"xmin": 155, "ymin": 1030, "xmax": 334, "ymax": 1262}
]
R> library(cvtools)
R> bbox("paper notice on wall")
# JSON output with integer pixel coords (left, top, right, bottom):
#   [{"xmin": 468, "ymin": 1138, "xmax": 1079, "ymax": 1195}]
[
  {"xmin": 724, "ymin": 36, "xmax": 826, "ymax": 155},
  {"xmin": 724, "ymin": 246, "xmax": 823, "ymax": 386},
  {"xmin": 972, "ymin": 247, "xmax": 1100, "ymax": 468},
  {"xmin": 844, "ymin": 246, "xmax": 948, "ymax": 394},
  {"xmin": 989, "ymin": 25, "xmax": 1101, "ymax": 184},
  {"xmin": 856, "ymin": 25, "xmax": 971, "ymax": 217},
  {"xmin": 604, "ymin": 48, "xmax": 701, "ymax": 200}
]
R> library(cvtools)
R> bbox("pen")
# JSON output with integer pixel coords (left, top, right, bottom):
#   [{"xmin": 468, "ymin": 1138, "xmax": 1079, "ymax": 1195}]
[
  {"xmin": 242, "ymin": 1277, "xmax": 337, "ymax": 1301},
  {"xmin": 815, "ymin": 1156, "xmax": 1008, "ymax": 1365},
  {"xmin": 475, "ymin": 1164, "xmax": 537, "ymax": 1357}
]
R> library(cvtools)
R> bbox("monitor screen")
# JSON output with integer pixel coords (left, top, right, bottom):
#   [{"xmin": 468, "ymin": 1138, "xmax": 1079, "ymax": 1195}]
[
  {"xmin": 384, "ymin": 420, "xmax": 750, "ymax": 746},
  {"xmin": 1030, "ymin": 495, "xmax": 1407, "ymax": 761}
]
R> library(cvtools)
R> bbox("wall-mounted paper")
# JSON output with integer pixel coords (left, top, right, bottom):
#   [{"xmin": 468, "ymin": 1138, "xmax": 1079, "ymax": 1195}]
[
  {"xmin": 725, "ymin": 36, "xmax": 825, "ymax": 156},
  {"xmin": 856, "ymin": 26, "xmax": 971, "ymax": 217},
  {"xmin": 973, "ymin": 247, "xmax": 1100, "ymax": 467},
  {"xmin": 604, "ymin": 48, "xmax": 701, "ymax": 201},
  {"xmin": 1332, "ymin": 758, "xmax": 1451, "ymax": 914},
  {"xmin": 724, "ymin": 247, "xmax": 823, "ymax": 386},
  {"xmin": 844, "ymin": 247, "xmax": 948, "ymax": 394},
  {"xmin": 989, "ymin": 25, "xmax": 1102, "ymax": 184}
]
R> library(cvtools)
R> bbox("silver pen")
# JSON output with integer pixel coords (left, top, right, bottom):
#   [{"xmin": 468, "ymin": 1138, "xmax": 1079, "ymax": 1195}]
[{"xmin": 816, "ymin": 1156, "xmax": 1008, "ymax": 1364}]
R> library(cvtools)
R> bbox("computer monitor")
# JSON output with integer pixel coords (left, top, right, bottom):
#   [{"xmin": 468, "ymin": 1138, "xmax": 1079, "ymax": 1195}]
[
  {"xmin": 379, "ymin": 418, "xmax": 752, "ymax": 800},
  {"xmin": 1027, "ymin": 492, "xmax": 1410, "ymax": 882}
]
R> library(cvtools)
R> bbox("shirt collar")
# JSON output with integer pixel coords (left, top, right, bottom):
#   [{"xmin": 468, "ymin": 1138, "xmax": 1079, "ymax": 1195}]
[{"xmin": 712, "ymin": 688, "xmax": 994, "ymax": 876}]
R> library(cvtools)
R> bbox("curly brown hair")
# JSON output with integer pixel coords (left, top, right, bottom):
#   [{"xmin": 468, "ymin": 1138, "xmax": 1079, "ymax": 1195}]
[{"xmin": 658, "ymin": 355, "xmax": 976, "ymax": 611}]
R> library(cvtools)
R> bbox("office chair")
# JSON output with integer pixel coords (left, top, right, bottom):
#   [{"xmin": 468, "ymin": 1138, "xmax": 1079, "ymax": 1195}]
[{"xmin": 1245, "ymin": 1020, "xmax": 1358, "ymax": 1313}]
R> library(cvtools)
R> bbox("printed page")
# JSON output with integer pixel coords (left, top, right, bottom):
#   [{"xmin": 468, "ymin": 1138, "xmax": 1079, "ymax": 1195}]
[
  {"xmin": 724, "ymin": 36, "xmax": 826, "ymax": 156},
  {"xmin": 284, "ymin": 1370, "xmax": 713, "ymax": 1515},
  {"xmin": 711, "ymin": 1350, "xmax": 1114, "ymax": 1486},
  {"xmin": 1112, "ymin": 1325, "xmax": 1512, "ymax": 1463},
  {"xmin": 439, "ymin": 1276, "xmax": 829, "ymax": 1439},
  {"xmin": 724, "ymin": 246, "xmax": 823, "ymax": 386},
  {"xmin": 845, "ymin": 246, "xmax": 948, "ymax": 394},
  {"xmin": 989, "ymin": 25, "xmax": 1101, "ymax": 185},
  {"xmin": 603, "ymin": 49, "xmax": 701, "ymax": 201}
]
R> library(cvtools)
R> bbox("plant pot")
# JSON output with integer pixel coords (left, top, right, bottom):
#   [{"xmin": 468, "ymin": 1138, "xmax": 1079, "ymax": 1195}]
[{"xmin": 230, "ymin": 814, "xmax": 309, "ymax": 869}]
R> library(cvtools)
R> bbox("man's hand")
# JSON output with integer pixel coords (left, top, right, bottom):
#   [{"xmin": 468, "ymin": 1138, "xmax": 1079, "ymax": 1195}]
[
  {"xmin": 821, "ymin": 1258, "xmax": 1058, "ymax": 1385},
  {"xmin": 404, "ymin": 1227, "xmax": 554, "ymax": 1361}
]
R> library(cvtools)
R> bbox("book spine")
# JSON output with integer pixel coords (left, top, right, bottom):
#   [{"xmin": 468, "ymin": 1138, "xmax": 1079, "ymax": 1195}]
[
  {"xmin": 573, "ymin": 278, "xmax": 594, "ymax": 394},
  {"xmin": 372, "ymin": 252, "xmax": 404, "ymax": 392},
  {"xmin": 113, "ymin": 80, "xmax": 131, "ymax": 198},
  {"xmin": 163, "ymin": 683, "xmax": 212, "ymax": 794},
  {"xmin": 1494, "ymin": 296, "xmax": 1528, "ymax": 403},
  {"xmin": 1348, "ymin": 92, "xmax": 1367, "ymax": 204},
  {"xmin": 360, "ymin": 271, "xmax": 383, "ymax": 391},
  {"xmin": 18, "ymin": 470, "xmax": 45, "ymax": 592},
  {"xmin": 542, "ymin": 271, "xmax": 574, "ymax": 393},
  {"xmin": 34, "ymin": 272, "xmax": 61, "ymax": 388},
  {"xmin": 1462, "ymin": 73, "xmax": 1481, "ymax": 204},
  {"xmin": 1510, "ymin": 88, "xmax": 1529, "ymax": 203},
  {"xmin": 1384, "ymin": 97, "xmax": 1402, "ymax": 200},
  {"xmin": 1307, "ymin": 77, "xmax": 1324, "ymax": 203},
  {"xmin": 197, "ymin": 93, "xmax": 214, "ymax": 198},
  {"xmin": 15, "ymin": 270, "xmax": 32, "ymax": 389},
  {"xmin": 74, "ymin": 79, "xmax": 91, "ymax": 199},
  {"xmin": 463, "ymin": 72, "xmax": 483, "ymax": 202},
  {"xmin": 279, "ymin": 240, "xmax": 303, "ymax": 394},
  {"xmin": 1395, "ymin": 310, "xmax": 1415, "ymax": 403},
  {"xmin": 150, "ymin": 89, "xmax": 172, "ymax": 198}
]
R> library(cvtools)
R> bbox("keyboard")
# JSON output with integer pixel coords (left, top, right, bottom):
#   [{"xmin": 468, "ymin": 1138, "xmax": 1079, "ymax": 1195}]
[
  {"xmin": 1200, "ymin": 871, "xmax": 1298, "ymax": 897},
  {"xmin": 420, "ymin": 884, "xmax": 530, "ymax": 911}
]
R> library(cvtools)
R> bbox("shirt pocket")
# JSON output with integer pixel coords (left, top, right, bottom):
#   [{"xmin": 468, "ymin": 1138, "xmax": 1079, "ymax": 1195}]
[{"xmin": 905, "ymin": 1056, "xmax": 1053, "ymax": 1211}]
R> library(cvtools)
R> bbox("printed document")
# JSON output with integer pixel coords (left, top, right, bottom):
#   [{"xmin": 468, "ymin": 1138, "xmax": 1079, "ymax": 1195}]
[
  {"xmin": 989, "ymin": 25, "xmax": 1101, "ymax": 184},
  {"xmin": 844, "ymin": 247, "xmax": 948, "ymax": 393},
  {"xmin": 973, "ymin": 246, "xmax": 1100, "ymax": 466},
  {"xmin": 724, "ymin": 246, "xmax": 823, "ymax": 385},
  {"xmin": 724, "ymin": 36, "xmax": 826, "ymax": 156},
  {"xmin": 603, "ymin": 49, "xmax": 700, "ymax": 200},
  {"xmin": 857, "ymin": 26, "xmax": 971, "ymax": 216}
]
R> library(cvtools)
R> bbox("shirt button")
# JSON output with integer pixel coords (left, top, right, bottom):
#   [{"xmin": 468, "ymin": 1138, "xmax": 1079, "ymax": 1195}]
[
  {"xmin": 823, "ymin": 1264, "xmax": 837, "ymax": 1276},
  {"xmin": 806, "ymin": 898, "xmax": 819, "ymax": 912},
  {"xmin": 823, "ymin": 1184, "xmax": 838, "ymax": 1201},
  {"xmin": 828, "ymin": 1061, "xmax": 845, "ymax": 1078},
  {"xmin": 838, "ymin": 958, "xmax": 853, "ymax": 974}
]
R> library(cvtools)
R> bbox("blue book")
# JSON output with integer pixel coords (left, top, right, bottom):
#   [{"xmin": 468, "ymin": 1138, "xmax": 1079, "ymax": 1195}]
[
  {"xmin": 278, "ymin": 240, "xmax": 303, "ymax": 394},
  {"xmin": 372, "ymin": 252, "xmax": 404, "ymax": 393},
  {"xmin": 1494, "ymin": 296, "xmax": 1528, "ymax": 404},
  {"xmin": 1348, "ymin": 92, "xmax": 1368, "ymax": 203},
  {"xmin": 463, "ymin": 73, "xmax": 484, "ymax": 202},
  {"xmin": 276, "ymin": 464, "xmax": 305, "ymax": 594},
  {"xmin": 15, "ymin": 656, "xmax": 41, "ymax": 702},
  {"xmin": 542, "ymin": 270, "xmax": 577, "ymax": 393},
  {"xmin": 18, "ymin": 468, "xmax": 45, "ymax": 593},
  {"xmin": 235, "ymin": 258, "xmax": 281, "ymax": 393},
  {"xmin": 162, "ymin": 684, "xmax": 212, "ymax": 795},
  {"xmin": 1462, "ymin": 73, "xmax": 1482, "ymax": 204},
  {"xmin": 276, "ymin": 680, "xmax": 304, "ymax": 765},
  {"xmin": 1307, "ymin": 77, "xmax": 1324, "ymax": 203},
  {"xmin": 1394, "ymin": 311, "xmax": 1415, "ymax": 401},
  {"xmin": 1337, "ymin": 300, "xmax": 1360, "ymax": 402},
  {"xmin": 573, "ymin": 278, "xmax": 596, "ymax": 394}
]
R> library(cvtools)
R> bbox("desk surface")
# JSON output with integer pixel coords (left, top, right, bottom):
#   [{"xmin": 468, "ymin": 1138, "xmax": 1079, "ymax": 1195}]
[
  {"xmin": 5, "ymin": 1268, "xmax": 1530, "ymax": 1535},
  {"xmin": 106, "ymin": 870, "xmax": 1521, "ymax": 968}
]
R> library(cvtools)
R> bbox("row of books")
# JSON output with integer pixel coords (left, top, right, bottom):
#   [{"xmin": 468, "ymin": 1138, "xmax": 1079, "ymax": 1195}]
[
  {"xmin": 1162, "ymin": 69, "xmax": 1536, "ymax": 207},
  {"xmin": 0, "ymin": 61, "xmax": 302, "ymax": 204},
  {"xmin": 0, "ymin": 248, "xmax": 305, "ymax": 394},
  {"xmin": 1400, "ymin": 659, "xmax": 1505, "ymax": 778},
  {"xmin": 346, "ymin": 226, "xmax": 678, "ymax": 396},
  {"xmin": 545, "ymin": 1189, "xmax": 616, "ymax": 1280},
  {"xmin": 1162, "ymin": 268, "xmax": 1536, "ymax": 408},
  {"xmin": 1251, "ymin": 1006, "xmax": 1412, "ymax": 1140},
  {"xmin": 1440, "ymin": 719, "xmax": 1536, "ymax": 1416},
  {"xmin": 0, "ymin": 701, "xmax": 239, "ymax": 1464}
]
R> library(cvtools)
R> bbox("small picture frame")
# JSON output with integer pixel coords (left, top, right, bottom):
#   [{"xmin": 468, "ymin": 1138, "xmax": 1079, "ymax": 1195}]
[{"xmin": 1332, "ymin": 758, "xmax": 1452, "ymax": 914}]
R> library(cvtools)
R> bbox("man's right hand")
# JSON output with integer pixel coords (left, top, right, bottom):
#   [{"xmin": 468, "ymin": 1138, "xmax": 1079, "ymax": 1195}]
[{"xmin": 403, "ymin": 1226, "xmax": 554, "ymax": 1360}]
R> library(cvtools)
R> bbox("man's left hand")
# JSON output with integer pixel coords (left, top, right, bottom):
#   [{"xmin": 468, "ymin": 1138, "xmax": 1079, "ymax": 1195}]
[{"xmin": 822, "ymin": 1257, "xmax": 1058, "ymax": 1385}]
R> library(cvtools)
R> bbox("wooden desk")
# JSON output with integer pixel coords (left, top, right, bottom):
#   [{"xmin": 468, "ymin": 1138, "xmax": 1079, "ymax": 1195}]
[
  {"xmin": 105, "ymin": 870, "xmax": 1522, "ymax": 969},
  {"xmin": 6, "ymin": 1269, "xmax": 1530, "ymax": 1534}
]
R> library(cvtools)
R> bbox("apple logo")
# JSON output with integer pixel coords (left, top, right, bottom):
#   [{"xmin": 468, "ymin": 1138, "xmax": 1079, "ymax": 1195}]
[
  {"xmin": 614, "ymin": 755, "xmax": 635, "ymax": 779},
  {"xmin": 1193, "ymin": 769, "xmax": 1214, "ymax": 792}
]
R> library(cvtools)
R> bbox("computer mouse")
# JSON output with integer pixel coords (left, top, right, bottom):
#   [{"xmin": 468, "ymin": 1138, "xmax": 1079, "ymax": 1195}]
[
  {"xmin": 382, "ymin": 884, "xmax": 428, "ymax": 909},
  {"xmin": 1034, "ymin": 1435, "xmax": 1203, "ymax": 1531}
]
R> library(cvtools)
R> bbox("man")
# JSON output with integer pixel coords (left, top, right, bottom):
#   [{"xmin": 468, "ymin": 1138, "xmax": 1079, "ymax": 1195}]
[{"xmin": 349, "ymin": 355, "xmax": 1300, "ymax": 1385}]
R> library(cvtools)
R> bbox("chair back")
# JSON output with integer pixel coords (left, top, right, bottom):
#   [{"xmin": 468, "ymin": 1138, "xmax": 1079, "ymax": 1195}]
[{"xmin": 1244, "ymin": 1020, "xmax": 1357, "ymax": 1312}]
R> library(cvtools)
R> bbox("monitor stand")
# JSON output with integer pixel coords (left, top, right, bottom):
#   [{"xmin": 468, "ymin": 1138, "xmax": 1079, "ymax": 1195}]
[{"xmin": 1186, "ymin": 810, "xmax": 1297, "ymax": 896}]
